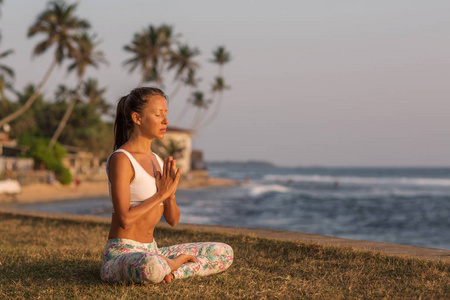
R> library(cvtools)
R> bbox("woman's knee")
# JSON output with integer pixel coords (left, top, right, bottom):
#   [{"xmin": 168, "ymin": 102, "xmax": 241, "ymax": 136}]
[
  {"xmin": 214, "ymin": 242, "xmax": 234, "ymax": 258},
  {"xmin": 221, "ymin": 243, "xmax": 234, "ymax": 268}
]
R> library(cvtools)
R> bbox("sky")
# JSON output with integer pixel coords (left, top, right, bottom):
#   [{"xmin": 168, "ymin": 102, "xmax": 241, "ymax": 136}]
[{"xmin": 1, "ymin": 0, "xmax": 450, "ymax": 167}]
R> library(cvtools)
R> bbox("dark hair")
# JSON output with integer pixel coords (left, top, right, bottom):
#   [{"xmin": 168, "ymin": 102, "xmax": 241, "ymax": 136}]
[{"xmin": 113, "ymin": 87, "xmax": 167, "ymax": 150}]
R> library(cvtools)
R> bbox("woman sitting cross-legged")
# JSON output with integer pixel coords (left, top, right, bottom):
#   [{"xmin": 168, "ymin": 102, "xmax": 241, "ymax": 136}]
[{"xmin": 100, "ymin": 87, "xmax": 234, "ymax": 284}]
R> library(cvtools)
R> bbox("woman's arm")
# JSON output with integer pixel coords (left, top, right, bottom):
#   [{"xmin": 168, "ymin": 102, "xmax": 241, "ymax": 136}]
[
  {"xmin": 163, "ymin": 195, "xmax": 180, "ymax": 226},
  {"xmin": 109, "ymin": 153, "xmax": 179, "ymax": 229},
  {"xmin": 159, "ymin": 157, "xmax": 181, "ymax": 226}
]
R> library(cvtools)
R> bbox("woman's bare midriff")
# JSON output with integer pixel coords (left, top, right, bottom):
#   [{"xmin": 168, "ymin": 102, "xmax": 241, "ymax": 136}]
[{"xmin": 108, "ymin": 205, "xmax": 164, "ymax": 243}]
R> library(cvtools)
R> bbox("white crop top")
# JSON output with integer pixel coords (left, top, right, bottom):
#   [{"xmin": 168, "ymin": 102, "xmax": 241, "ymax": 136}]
[{"xmin": 106, "ymin": 149, "xmax": 164, "ymax": 212}]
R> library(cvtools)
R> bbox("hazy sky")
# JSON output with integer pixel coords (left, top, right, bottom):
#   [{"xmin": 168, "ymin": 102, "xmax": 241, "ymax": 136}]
[{"xmin": 2, "ymin": 0, "xmax": 450, "ymax": 166}]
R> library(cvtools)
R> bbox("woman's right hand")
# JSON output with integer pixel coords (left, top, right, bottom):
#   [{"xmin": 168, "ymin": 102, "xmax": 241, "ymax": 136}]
[{"xmin": 156, "ymin": 157, "xmax": 181, "ymax": 199}]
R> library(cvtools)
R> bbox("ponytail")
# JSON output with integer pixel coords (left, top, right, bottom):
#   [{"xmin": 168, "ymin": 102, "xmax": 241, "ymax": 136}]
[
  {"xmin": 113, "ymin": 96, "xmax": 129, "ymax": 150},
  {"xmin": 113, "ymin": 87, "xmax": 167, "ymax": 150}
]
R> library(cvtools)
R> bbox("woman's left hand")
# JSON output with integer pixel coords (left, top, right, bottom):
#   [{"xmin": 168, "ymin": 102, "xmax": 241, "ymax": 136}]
[{"xmin": 156, "ymin": 157, "xmax": 181, "ymax": 199}]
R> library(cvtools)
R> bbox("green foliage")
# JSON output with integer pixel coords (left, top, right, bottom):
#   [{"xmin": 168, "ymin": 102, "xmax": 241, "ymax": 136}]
[
  {"xmin": 19, "ymin": 136, "xmax": 72, "ymax": 184},
  {"xmin": 1, "ymin": 84, "xmax": 113, "ymax": 160},
  {"xmin": 151, "ymin": 138, "xmax": 185, "ymax": 159}
]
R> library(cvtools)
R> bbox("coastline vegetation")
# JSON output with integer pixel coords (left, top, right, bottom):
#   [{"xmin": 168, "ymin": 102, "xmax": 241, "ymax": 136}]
[
  {"xmin": 0, "ymin": 212, "xmax": 448, "ymax": 299},
  {"xmin": 0, "ymin": 0, "xmax": 232, "ymax": 182}
]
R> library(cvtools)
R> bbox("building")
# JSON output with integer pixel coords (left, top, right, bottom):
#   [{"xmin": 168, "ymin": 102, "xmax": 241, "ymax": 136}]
[
  {"xmin": 0, "ymin": 130, "xmax": 35, "ymax": 185},
  {"xmin": 151, "ymin": 126, "xmax": 194, "ymax": 173},
  {"xmin": 61, "ymin": 145, "xmax": 101, "ymax": 178}
]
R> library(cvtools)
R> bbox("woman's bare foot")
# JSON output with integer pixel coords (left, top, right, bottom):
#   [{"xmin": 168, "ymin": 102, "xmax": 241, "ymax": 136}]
[
  {"xmin": 161, "ymin": 273, "xmax": 174, "ymax": 284},
  {"xmin": 161, "ymin": 254, "xmax": 197, "ymax": 284}
]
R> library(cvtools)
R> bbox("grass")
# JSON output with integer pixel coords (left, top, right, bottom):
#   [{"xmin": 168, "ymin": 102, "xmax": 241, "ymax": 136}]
[{"xmin": 0, "ymin": 212, "xmax": 449, "ymax": 299}]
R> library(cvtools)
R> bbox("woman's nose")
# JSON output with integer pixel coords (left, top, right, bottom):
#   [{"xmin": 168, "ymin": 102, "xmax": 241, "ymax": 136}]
[{"xmin": 163, "ymin": 115, "xmax": 168, "ymax": 124}]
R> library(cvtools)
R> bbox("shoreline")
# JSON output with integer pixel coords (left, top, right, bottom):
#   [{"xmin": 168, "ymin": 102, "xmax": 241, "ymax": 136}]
[
  {"xmin": 0, "ymin": 176, "xmax": 239, "ymax": 204},
  {"xmin": 1, "ymin": 207, "xmax": 449, "ymax": 261}
]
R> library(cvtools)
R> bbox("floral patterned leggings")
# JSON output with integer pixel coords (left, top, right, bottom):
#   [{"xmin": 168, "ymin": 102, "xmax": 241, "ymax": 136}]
[{"xmin": 100, "ymin": 238, "xmax": 234, "ymax": 283}]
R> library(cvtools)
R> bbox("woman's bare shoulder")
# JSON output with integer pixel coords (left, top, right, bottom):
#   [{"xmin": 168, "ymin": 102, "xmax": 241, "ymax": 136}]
[{"xmin": 109, "ymin": 152, "xmax": 133, "ymax": 174}]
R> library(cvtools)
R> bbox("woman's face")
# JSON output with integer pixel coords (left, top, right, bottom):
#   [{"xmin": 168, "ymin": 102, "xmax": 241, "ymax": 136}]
[{"xmin": 137, "ymin": 95, "xmax": 168, "ymax": 140}]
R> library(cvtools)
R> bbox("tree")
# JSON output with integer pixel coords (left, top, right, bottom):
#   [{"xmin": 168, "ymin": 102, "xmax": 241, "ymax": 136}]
[
  {"xmin": 124, "ymin": 24, "xmax": 232, "ymax": 131},
  {"xmin": 82, "ymin": 77, "xmax": 110, "ymax": 115},
  {"xmin": 151, "ymin": 138, "xmax": 185, "ymax": 160},
  {"xmin": 199, "ymin": 46, "xmax": 232, "ymax": 129},
  {"xmin": 200, "ymin": 76, "xmax": 231, "ymax": 128},
  {"xmin": 20, "ymin": 136, "xmax": 72, "ymax": 184},
  {"xmin": 123, "ymin": 24, "xmax": 177, "ymax": 88},
  {"xmin": 167, "ymin": 44, "xmax": 200, "ymax": 100},
  {"xmin": 0, "ymin": 33, "xmax": 14, "ymax": 101},
  {"xmin": 210, "ymin": 46, "xmax": 231, "ymax": 76},
  {"xmin": 49, "ymin": 32, "xmax": 106, "ymax": 148},
  {"xmin": 0, "ymin": 0, "xmax": 89, "ymax": 128},
  {"xmin": 189, "ymin": 91, "xmax": 211, "ymax": 130}
]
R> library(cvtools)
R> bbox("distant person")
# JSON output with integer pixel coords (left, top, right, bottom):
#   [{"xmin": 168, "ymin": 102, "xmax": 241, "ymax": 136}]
[
  {"xmin": 48, "ymin": 172, "xmax": 55, "ymax": 185},
  {"xmin": 100, "ymin": 87, "xmax": 233, "ymax": 284}
]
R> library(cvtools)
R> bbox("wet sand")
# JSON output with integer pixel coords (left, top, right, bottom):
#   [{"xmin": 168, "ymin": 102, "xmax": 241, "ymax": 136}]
[{"xmin": 0, "ymin": 177, "xmax": 238, "ymax": 204}]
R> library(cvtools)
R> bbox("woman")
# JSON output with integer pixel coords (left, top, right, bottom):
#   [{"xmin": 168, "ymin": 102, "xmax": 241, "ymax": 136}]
[{"xmin": 100, "ymin": 87, "xmax": 233, "ymax": 284}]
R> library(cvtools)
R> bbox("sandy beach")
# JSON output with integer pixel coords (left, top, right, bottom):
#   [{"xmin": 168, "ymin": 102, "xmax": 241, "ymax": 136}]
[{"xmin": 0, "ymin": 177, "xmax": 238, "ymax": 204}]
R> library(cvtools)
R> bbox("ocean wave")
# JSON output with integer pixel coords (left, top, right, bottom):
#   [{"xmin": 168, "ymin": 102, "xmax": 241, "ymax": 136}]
[
  {"xmin": 247, "ymin": 184, "xmax": 291, "ymax": 196},
  {"xmin": 263, "ymin": 174, "xmax": 450, "ymax": 187}
]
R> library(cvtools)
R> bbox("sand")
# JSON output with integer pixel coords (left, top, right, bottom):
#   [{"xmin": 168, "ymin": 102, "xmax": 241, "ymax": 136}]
[{"xmin": 0, "ymin": 177, "xmax": 238, "ymax": 204}]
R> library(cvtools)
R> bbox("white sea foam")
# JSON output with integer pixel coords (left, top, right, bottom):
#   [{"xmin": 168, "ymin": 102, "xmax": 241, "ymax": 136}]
[
  {"xmin": 263, "ymin": 174, "xmax": 450, "ymax": 187},
  {"xmin": 248, "ymin": 184, "xmax": 291, "ymax": 196}
]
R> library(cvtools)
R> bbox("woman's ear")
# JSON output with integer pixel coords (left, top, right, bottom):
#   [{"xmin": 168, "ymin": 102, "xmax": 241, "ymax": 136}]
[{"xmin": 132, "ymin": 112, "xmax": 141, "ymax": 126}]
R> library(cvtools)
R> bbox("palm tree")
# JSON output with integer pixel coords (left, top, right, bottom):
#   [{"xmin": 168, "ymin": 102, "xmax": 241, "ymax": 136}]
[
  {"xmin": 167, "ymin": 44, "xmax": 200, "ymax": 100},
  {"xmin": 83, "ymin": 77, "xmax": 109, "ymax": 115},
  {"xmin": 200, "ymin": 76, "xmax": 231, "ymax": 128},
  {"xmin": 198, "ymin": 46, "xmax": 232, "ymax": 129},
  {"xmin": 154, "ymin": 24, "xmax": 176, "ymax": 87},
  {"xmin": 49, "ymin": 32, "xmax": 106, "ymax": 148},
  {"xmin": 151, "ymin": 138, "xmax": 185, "ymax": 160},
  {"xmin": 188, "ymin": 91, "xmax": 211, "ymax": 130},
  {"xmin": 124, "ymin": 24, "xmax": 177, "ymax": 88},
  {"xmin": 0, "ymin": 33, "xmax": 14, "ymax": 101},
  {"xmin": 210, "ymin": 46, "xmax": 231, "ymax": 76},
  {"xmin": 0, "ymin": 0, "xmax": 90, "ymax": 128},
  {"xmin": 173, "ymin": 70, "xmax": 201, "ymax": 126}
]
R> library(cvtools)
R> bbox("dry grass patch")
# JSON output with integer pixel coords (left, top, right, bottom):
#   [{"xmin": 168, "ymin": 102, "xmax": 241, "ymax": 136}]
[{"xmin": 0, "ymin": 212, "xmax": 449, "ymax": 299}]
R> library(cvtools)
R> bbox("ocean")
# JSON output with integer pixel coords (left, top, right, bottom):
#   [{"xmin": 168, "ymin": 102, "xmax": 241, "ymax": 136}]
[{"xmin": 14, "ymin": 164, "xmax": 450, "ymax": 250}]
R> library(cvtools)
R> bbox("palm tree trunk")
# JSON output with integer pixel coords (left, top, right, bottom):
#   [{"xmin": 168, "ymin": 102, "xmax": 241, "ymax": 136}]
[
  {"xmin": 168, "ymin": 80, "xmax": 182, "ymax": 101},
  {"xmin": 193, "ymin": 103, "xmax": 212, "ymax": 131},
  {"xmin": 48, "ymin": 77, "xmax": 83, "ymax": 148},
  {"xmin": 157, "ymin": 61, "xmax": 165, "ymax": 88},
  {"xmin": 193, "ymin": 111, "xmax": 206, "ymax": 131},
  {"xmin": 174, "ymin": 100, "xmax": 191, "ymax": 126},
  {"xmin": 190, "ymin": 108, "xmax": 202, "ymax": 129},
  {"xmin": 0, "ymin": 59, "xmax": 58, "ymax": 127},
  {"xmin": 198, "ymin": 92, "xmax": 222, "ymax": 129}
]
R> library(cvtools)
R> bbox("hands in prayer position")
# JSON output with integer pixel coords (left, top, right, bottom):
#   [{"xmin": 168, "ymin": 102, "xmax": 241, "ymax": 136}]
[{"xmin": 156, "ymin": 157, "xmax": 181, "ymax": 200}]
